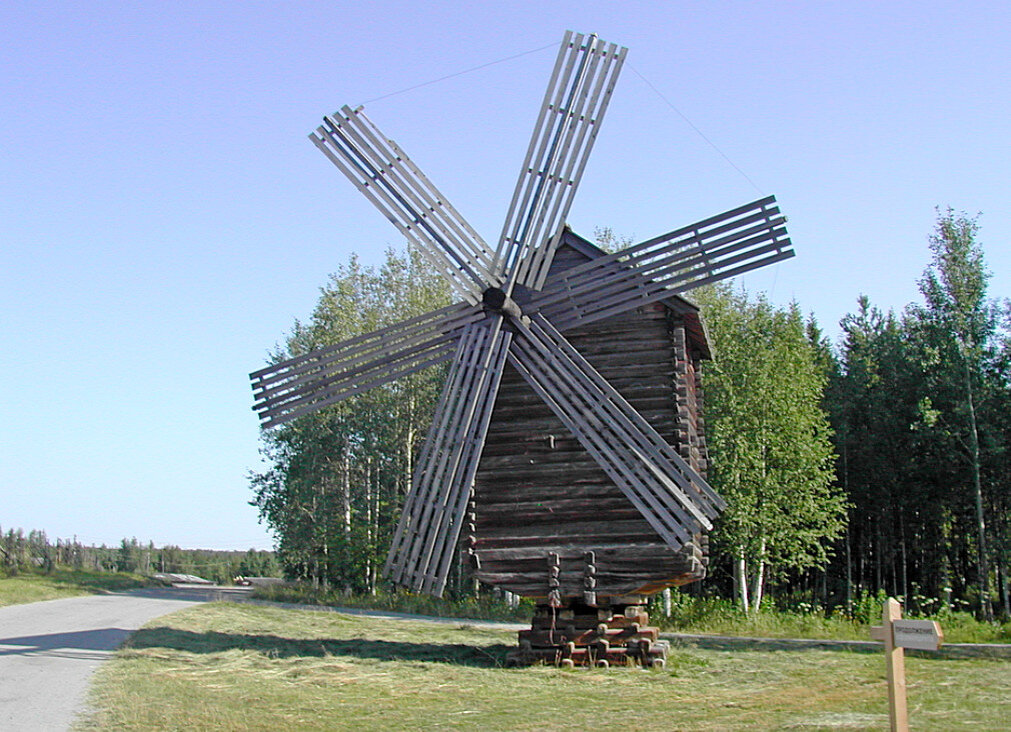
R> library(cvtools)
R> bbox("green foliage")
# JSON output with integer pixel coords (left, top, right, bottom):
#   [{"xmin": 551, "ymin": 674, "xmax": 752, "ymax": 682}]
[
  {"xmin": 250, "ymin": 245, "xmax": 452, "ymax": 592},
  {"xmin": 238, "ymin": 548, "xmax": 280, "ymax": 577},
  {"xmin": 827, "ymin": 209, "xmax": 1010, "ymax": 620},
  {"xmin": 592, "ymin": 225, "xmax": 633, "ymax": 252},
  {"xmin": 0, "ymin": 525, "xmax": 279, "ymax": 588},
  {"xmin": 247, "ymin": 210, "xmax": 1010, "ymax": 625},
  {"xmin": 693, "ymin": 285, "xmax": 846, "ymax": 611},
  {"xmin": 656, "ymin": 589, "xmax": 1011, "ymax": 643}
]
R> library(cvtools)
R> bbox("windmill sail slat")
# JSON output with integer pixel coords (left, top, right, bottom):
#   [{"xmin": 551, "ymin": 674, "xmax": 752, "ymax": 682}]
[
  {"xmin": 385, "ymin": 331, "xmax": 470, "ymax": 583},
  {"xmin": 508, "ymin": 315, "xmax": 721, "ymax": 549},
  {"xmin": 422, "ymin": 328, "xmax": 511, "ymax": 594},
  {"xmin": 549, "ymin": 234, "xmax": 791, "ymax": 330},
  {"xmin": 507, "ymin": 331, "xmax": 695, "ymax": 549},
  {"xmin": 535, "ymin": 199, "xmax": 783, "ymax": 300},
  {"xmin": 251, "ymin": 302, "xmax": 475, "ymax": 385},
  {"xmin": 311, "ymin": 110, "xmax": 493, "ymax": 302},
  {"xmin": 384, "ymin": 319, "xmax": 511, "ymax": 596},
  {"xmin": 389, "ymin": 322, "xmax": 509, "ymax": 594},
  {"xmin": 320, "ymin": 111, "xmax": 491, "ymax": 291},
  {"xmin": 532, "ymin": 198, "xmax": 793, "ymax": 329},
  {"xmin": 251, "ymin": 312, "xmax": 471, "ymax": 405},
  {"xmin": 528, "ymin": 314, "xmax": 724, "ymax": 513},
  {"xmin": 364, "ymin": 120, "xmax": 499, "ymax": 280},
  {"xmin": 515, "ymin": 38, "xmax": 627, "ymax": 290},
  {"xmin": 342, "ymin": 109, "xmax": 499, "ymax": 278},
  {"xmin": 256, "ymin": 345, "xmax": 457, "ymax": 429},
  {"xmin": 522, "ymin": 41, "xmax": 627, "ymax": 291},
  {"xmin": 251, "ymin": 305, "xmax": 481, "ymax": 426},
  {"xmin": 548, "ymin": 196, "xmax": 783, "ymax": 286},
  {"xmin": 508, "ymin": 38, "xmax": 609, "ymax": 288},
  {"xmin": 544, "ymin": 228, "xmax": 790, "ymax": 329},
  {"xmin": 494, "ymin": 31, "xmax": 583, "ymax": 277},
  {"xmin": 320, "ymin": 110, "xmax": 488, "ymax": 281},
  {"xmin": 310, "ymin": 123, "xmax": 474, "ymax": 300},
  {"xmin": 396, "ymin": 322, "xmax": 492, "ymax": 580},
  {"xmin": 496, "ymin": 33, "xmax": 626, "ymax": 292}
]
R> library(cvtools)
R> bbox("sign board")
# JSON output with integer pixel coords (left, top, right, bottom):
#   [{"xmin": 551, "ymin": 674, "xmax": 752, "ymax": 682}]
[
  {"xmin": 870, "ymin": 599, "xmax": 945, "ymax": 731},
  {"xmin": 892, "ymin": 619, "xmax": 943, "ymax": 651}
]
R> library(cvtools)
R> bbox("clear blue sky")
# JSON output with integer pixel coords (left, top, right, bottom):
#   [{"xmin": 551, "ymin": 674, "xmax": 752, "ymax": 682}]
[{"xmin": 2, "ymin": 1, "xmax": 1008, "ymax": 550}]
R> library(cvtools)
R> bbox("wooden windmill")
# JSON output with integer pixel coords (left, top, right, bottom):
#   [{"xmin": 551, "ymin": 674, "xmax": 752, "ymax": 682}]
[{"xmin": 252, "ymin": 31, "xmax": 794, "ymax": 666}]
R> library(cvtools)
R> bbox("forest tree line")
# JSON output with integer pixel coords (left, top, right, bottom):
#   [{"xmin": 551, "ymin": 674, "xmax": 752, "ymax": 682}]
[
  {"xmin": 250, "ymin": 210, "xmax": 1010, "ymax": 619},
  {"xmin": 0, "ymin": 528, "xmax": 278, "ymax": 584}
]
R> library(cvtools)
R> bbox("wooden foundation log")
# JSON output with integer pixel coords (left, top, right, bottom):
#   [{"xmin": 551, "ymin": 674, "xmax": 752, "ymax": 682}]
[{"xmin": 506, "ymin": 600, "xmax": 669, "ymax": 668}]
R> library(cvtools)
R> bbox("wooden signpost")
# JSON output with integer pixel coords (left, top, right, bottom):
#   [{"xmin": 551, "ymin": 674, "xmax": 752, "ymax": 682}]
[{"xmin": 870, "ymin": 598, "xmax": 944, "ymax": 732}]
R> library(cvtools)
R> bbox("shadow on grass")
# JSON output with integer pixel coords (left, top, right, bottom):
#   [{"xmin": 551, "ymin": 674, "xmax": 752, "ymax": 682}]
[
  {"xmin": 669, "ymin": 635, "xmax": 879, "ymax": 655},
  {"xmin": 126, "ymin": 626, "xmax": 512, "ymax": 667},
  {"xmin": 667, "ymin": 634, "xmax": 1011, "ymax": 660}
]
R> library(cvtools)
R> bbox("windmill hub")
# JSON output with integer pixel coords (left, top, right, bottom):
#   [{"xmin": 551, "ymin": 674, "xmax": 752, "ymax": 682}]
[{"xmin": 482, "ymin": 287, "xmax": 524, "ymax": 319}]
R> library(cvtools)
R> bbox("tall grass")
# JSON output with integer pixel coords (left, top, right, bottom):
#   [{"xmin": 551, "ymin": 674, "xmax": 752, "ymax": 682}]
[
  {"xmin": 0, "ymin": 567, "xmax": 149, "ymax": 606},
  {"xmin": 252, "ymin": 583, "xmax": 534, "ymax": 623},
  {"xmin": 652, "ymin": 592, "xmax": 1011, "ymax": 644}
]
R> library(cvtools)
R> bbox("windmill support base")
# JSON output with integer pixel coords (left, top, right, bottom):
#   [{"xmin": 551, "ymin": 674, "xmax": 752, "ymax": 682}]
[{"xmin": 506, "ymin": 598, "xmax": 668, "ymax": 668}]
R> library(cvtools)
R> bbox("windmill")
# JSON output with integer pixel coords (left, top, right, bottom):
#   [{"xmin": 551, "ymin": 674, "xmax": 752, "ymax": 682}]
[{"xmin": 251, "ymin": 31, "xmax": 794, "ymax": 665}]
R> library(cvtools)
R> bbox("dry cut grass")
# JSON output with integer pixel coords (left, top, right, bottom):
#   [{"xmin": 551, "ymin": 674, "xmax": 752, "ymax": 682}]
[{"xmin": 82, "ymin": 602, "xmax": 1011, "ymax": 731}]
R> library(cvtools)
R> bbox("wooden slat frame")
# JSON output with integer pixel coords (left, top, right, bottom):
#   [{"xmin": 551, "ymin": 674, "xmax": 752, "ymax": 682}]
[
  {"xmin": 310, "ymin": 107, "xmax": 497, "ymax": 303},
  {"xmin": 494, "ymin": 32, "xmax": 627, "ymax": 293},
  {"xmin": 251, "ymin": 303, "xmax": 481, "ymax": 427},
  {"xmin": 384, "ymin": 318, "xmax": 512, "ymax": 596},
  {"xmin": 346, "ymin": 110, "xmax": 500, "ymax": 281},
  {"xmin": 251, "ymin": 303, "xmax": 473, "ymax": 385},
  {"xmin": 531, "ymin": 314, "xmax": 725, "ymax": 512},
  {"xmin": 256, "ymin": 343, "xmax": 457, "ymax": 428},
  {"xmin": 531, "ymin": 197, "xmax": 794, "ymax": 329},
  {"xmin": 547, "ymin": 233, "xmax": 792, "ymax": 329},
  {"xmin": 509, "ymin": 37, "xmax": 618, "ymax": 289},
  {"xmin": 508, "ymin": 314, "xmax": 723, "ymax": 553},
  {"xmin": 508, "ymin": 335, "xmax": 696, "ymax": 550}
]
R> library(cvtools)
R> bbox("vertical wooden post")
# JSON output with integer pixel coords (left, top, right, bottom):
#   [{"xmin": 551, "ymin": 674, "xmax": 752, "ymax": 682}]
[{"xmin": 883, "ymin": 598, "xmax": 909, "ymax": 732}]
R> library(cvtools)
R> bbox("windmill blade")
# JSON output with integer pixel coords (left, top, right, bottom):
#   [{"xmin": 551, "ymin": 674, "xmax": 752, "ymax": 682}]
[
  {"xmin": 495, "ymin": 31, "xmax": 627, "ymax": 292},
  {"xmin": 508, "ymin": 313, "xmax": 724, "ymax": 553},
  {"xmin": 531, "ymin": 196, "xmax": 794, "ymax": 329},
  {"xmin": 251, "ymin": 303, "xmax": 483, "ymax": 428},
  {"xmin": 385, "ymin": 317, "xmax": 512, "ymax": 596},
  {"xmin": 310, "ymin": 107, "xmax": 499, "ymax": 304}
]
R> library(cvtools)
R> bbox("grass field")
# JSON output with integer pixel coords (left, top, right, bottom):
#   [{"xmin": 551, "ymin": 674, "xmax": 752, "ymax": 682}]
[
  {"xmin": 83, "ymin": 602, "xmax": 1011, "ymax": 730},
  {"xmin": 0, "ymin": 568, "xmax": 149, "ymax": 607}
]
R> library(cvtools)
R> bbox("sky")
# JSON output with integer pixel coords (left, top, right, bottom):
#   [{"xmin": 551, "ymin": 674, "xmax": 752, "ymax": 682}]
[{"xmin": 2, "ymin": 1, "xmax": 1008, "ymax": 551}]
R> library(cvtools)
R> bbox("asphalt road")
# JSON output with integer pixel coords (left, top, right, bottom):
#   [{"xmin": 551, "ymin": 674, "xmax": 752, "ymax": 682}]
[{"xmin": 0, "ymin": 586, "xmax": 248, "ymax": 731}]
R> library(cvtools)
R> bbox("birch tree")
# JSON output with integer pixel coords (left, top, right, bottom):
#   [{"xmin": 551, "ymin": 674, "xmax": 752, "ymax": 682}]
[
  {"xmin": 907, "ymin": 209, "xmax": 1004, "ymax": 620},
  {"xmin": 250, "ymin": 245, "xmax": 450, "ymax": 591},
  {"xmin": 696, "ymin": 286, "xmax": 844, "ymax": 612}
]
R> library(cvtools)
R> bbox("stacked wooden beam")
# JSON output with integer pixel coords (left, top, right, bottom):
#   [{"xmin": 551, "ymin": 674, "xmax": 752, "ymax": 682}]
[{"xmin": 506, "ymin": 599, "xmax": 669, "ymax": 668}]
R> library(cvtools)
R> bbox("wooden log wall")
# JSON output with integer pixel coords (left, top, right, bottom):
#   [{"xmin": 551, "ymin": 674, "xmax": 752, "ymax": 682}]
[{"xmin": 471, "ymin": 235, "xmax": 712, "ymax": 600}]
